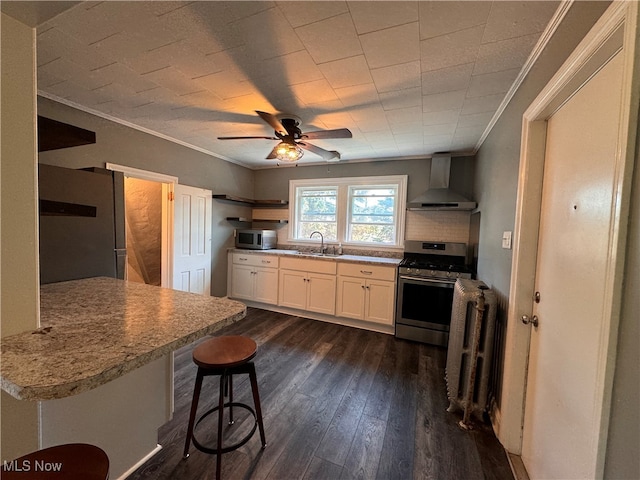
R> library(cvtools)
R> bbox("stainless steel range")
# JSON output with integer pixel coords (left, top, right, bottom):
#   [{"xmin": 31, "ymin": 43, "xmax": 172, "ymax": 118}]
[{"xmin": 395, "ymin": 241, "xmax": 473, "ymax": 346}]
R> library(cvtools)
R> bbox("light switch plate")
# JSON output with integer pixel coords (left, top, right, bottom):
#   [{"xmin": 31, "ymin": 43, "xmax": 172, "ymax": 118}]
[{"xmin": 502, "ymin": 231, "xmax": 512, "ymax": 249}]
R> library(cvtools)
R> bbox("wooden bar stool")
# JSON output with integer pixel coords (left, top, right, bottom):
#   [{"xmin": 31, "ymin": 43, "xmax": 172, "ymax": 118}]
[
  {"xmin": 183, "ymin": 335, "xmax": 266, "ymax": 479},
  {"xmin": 2, "ymin": 443, "xmax": 109, "ymax": 479}
]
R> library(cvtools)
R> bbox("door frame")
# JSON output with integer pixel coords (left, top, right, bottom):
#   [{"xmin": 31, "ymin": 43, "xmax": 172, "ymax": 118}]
[
  {"xmin": 106, "ymin": 163, "xmax": 178, "ymax": 288},
  {"xmin": 497, "ymin": 2, "xmax": 639, "ymax": 476},
  {"xmin": 106, "ymin": 163, "xmax": 180, "ymax": 419}
]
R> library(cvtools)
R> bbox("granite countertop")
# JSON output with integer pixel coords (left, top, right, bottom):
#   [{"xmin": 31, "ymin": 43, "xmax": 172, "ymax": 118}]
[
  {"xmin": 229, "ymin": 248, "xmax": 402, "ymax": 267},
  {"xmin": 0, "ymin": 277, "xmax": 246, "ymax": 401}
]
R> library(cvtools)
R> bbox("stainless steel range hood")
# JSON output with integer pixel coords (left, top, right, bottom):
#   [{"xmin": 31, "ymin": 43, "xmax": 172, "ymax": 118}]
[{"xmin": 407, "ymin": 155, "xmax": 477, "ymax": 211}]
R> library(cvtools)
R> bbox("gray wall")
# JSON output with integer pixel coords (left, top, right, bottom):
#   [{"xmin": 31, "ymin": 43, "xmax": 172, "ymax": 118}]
[
  {"xmin": 604, "ymin": 121, "xmax": 640, "ymax": 480},
  {"xmin": 474, "ymin": 1, "xmax": 638, "ymax": 478},
  {"xmin": 474, "ymin": 1, "xmax": 612, "ymax": 296},
  {"xmin": 37, "ymin": 96, "xmax": 254, "ymax": 296},
  {"xmin": 254, "ymin": 156, "xmax": 475, "ymax": 202},
  {"xmin": 474, "ymin": 1, "xmax": 611, "ymax": 406}
]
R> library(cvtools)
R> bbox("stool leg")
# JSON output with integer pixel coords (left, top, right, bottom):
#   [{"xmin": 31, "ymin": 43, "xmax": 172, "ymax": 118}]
[
  {"xmin": 228, "ymin": 374, "xmax": 234, "ymax": 425},
  {"xmin": 216, "ymin": 372, "xmax": 225, "ymax": 480},
  {"xmin": 183, "ymin": 368, "xmax": 204, "ymax": 458},
  {"xmin": 248, "ymin": 363, "xmax": 267, "ymax": 448}
]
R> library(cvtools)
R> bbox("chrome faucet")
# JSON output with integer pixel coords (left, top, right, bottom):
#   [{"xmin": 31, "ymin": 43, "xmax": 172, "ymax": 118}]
[{"xmin": 310, "ymin": 231, "xmax": 324, "ymax": 254}]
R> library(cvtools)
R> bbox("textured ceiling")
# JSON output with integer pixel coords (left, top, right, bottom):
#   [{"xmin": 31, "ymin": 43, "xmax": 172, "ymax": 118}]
[{"xmin": 21, "ymin": 1, "xmax": 559, "ymax": 168}]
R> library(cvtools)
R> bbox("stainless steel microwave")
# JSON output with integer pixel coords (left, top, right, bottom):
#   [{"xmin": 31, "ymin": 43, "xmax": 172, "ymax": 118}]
[{"xmin": 235, "ymin": 229, "xmax": 277, "ymax": 250}]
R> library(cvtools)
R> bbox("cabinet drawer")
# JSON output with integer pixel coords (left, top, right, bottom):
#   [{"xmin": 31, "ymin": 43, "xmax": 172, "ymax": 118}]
[
  {"xmin": 279, "ymin": 256, "xmax": 337, "ymax": 275},
  {"xmin": 232, "ymin": 253, "xmax": 279, "ymax": 268},
  {"xmin": 337, "ymin": 262, "xmax": 396, "ymax": 281}
]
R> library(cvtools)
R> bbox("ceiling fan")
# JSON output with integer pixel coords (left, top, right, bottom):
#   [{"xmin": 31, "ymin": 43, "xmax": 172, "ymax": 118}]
[{"xmin": 218, "ymin": 111, "xmax": 352, "ymax": 162}]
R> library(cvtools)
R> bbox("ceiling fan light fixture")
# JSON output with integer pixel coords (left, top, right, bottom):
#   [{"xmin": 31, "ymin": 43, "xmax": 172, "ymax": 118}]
[{"xmin": 275, "ymin": 142, "xmax": 303, "ymax": 162}]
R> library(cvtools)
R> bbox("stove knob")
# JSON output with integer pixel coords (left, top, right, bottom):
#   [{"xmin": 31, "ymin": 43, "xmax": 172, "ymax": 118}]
[{"xmin": 446, "ymin": 271, "xmax": 451, "ymax": 278}]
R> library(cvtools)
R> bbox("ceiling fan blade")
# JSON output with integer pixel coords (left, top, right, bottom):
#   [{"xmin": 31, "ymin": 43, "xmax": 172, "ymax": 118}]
[
  {"xmin": 217, "ymin": 136, "xmax": 278, "ymax": 140},
  {"xmin": 256, "ymin": 111, "xmax": 287, "ymax": 137},
  {"xmin": 302, "ymin": 128, "xmax": 352, "ymax": 140},
  {"xmin": 266, "ymin": 145, "xmax": 279, "ymax": 159},
  {"xmin": 299, "ymin": 141, "xmax": 340, "ymax": 161}
]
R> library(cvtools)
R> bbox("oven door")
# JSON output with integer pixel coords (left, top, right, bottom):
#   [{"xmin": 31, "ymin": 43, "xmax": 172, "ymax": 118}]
[{"xmin": 396, "ymin": 275, "xmax": 455, "ymax": 331}]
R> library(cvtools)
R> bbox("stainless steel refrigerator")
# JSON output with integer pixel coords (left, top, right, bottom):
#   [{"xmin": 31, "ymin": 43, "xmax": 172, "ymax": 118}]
[{"xmin": 38, "ymin": 163, "xmax": 126, "ymax": 284}]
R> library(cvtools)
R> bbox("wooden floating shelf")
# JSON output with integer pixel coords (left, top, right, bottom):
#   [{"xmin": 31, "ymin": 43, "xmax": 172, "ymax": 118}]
[
  {"xmin": 38, "ymin": 116, "xmax": 96, "ymax": 152},
  {"xmin": 213, "ymin": 194, "xmax": 288, "ymax": 207},
  {"xmin": 225, "ymin": 217, "xmax": 288, "ymax": 224}
]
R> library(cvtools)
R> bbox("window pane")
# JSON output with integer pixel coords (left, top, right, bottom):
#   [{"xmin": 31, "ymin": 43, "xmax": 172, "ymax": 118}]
[
  {"xmin": 295, "ymin": 186, "xmax": 338, "ymax": 241},
  {"xmin": 352, "ymin": 188, "xmax": 395, "ymax": 196},
  {"xmin": 350, "ymin": 224, "xmax": 395, "ymax": 244},
  {"xmin": 347, "ymin": 186, "xmax": 397, "ymax": 244},
  {"xmin": 298, "ymin": 222, "xmax": 337, "ymax": 241}
]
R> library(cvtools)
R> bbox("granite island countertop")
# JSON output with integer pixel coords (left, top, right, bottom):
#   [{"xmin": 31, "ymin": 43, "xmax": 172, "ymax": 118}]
[{"xmin": 0, "ymin": 277, "xmax": 246, "ymax": 401}]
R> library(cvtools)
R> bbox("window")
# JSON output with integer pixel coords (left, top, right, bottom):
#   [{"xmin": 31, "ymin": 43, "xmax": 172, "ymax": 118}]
[
  {"xmin": 289, "ymin": 175, "xmax": 407, "ymax": 248},
  {"xmin": 295, "ymin": 187, "xmax": 338, "ymax": 241}
]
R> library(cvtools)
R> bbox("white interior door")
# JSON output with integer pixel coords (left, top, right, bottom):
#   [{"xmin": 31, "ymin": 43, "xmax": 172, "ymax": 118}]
[
  {"xmin": 172, "ymin": 184, "xmax": 212, "ymax": 295},
  {"xmin": 521, "ymin": 51, "xmax": 623, "ymax": 479}
]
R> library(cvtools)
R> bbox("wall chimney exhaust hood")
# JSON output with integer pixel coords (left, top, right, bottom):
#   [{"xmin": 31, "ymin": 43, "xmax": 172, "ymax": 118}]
[{"xmin": 407, "ymin": 155, "xmax": 477, "ymax": 211}]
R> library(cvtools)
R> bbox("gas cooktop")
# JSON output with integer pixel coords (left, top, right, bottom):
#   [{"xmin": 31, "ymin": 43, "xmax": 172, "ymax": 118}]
[{"xmin": 399, "ymin": 240, "xmax": 473, "ymax": 279}]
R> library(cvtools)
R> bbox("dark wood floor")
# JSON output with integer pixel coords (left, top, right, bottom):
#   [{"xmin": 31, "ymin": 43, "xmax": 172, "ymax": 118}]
[{"xmin": 129, "ymin": 308, "xmax": 513, "ymax": 480}]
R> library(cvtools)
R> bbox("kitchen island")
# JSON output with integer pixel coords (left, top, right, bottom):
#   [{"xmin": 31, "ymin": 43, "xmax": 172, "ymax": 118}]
[{"xmin": 0, "ymin": 277, "xmax": 246, "ymax": 478}]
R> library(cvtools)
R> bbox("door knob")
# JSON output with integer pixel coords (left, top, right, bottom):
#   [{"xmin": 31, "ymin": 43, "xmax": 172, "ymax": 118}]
[{"xmin": 521, "ymin": 315, "xmax": 539, "ymax": 327}]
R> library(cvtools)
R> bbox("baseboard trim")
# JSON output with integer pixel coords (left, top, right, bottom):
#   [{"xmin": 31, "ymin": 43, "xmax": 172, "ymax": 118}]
[
  {"xmin": 238, "ymin": 300, "xmax": 395, "ymax": 335},
  {"xmin": 117, "ymin": 444, "xmax": 162, "ymax": 480},
  {"xmin": 508, "ymin": 453, "xmax": 530, "ymax": 480}
]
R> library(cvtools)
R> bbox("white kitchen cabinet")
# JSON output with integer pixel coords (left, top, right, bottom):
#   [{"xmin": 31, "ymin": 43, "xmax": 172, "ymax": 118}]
[
  {"xmin": 278, "ymin": 257, "xmax": 337, "ymax": 315},
  {"xmin": 336, "ymin": 263, "xmax": 396, "ymax": 325},
  {"xmin": 229, "ymin": 253, "xmax": 279, "ymax": 305}
]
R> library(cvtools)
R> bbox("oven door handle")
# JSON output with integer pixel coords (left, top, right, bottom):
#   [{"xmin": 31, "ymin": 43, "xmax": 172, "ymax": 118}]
[{"xmin": 399, "ymin": 275, "xmax": 455, "ymax": 286}]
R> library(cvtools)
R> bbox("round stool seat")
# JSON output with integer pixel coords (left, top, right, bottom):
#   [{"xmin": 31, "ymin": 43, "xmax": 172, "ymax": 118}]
[
  {"xmin": 2, "ymin": 443, "xmax": 109, "ymax": 479},
  {"xmin": 193, "ymin": 335, "xmax": 257, "ymax": 369}
]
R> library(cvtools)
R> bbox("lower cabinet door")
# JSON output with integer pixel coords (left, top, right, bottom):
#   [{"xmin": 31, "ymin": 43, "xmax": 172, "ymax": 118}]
[
  {"xmin": 231, "ymin": 264, "xmax": 255, "ymax": 300},
  {"xmin": 307, "ymin": 272, "xmax": 337, "ymax": 315},
  {"xmin": 336, "ymin": 276, "xmax": 365, "ymax": 319},
  {"xmin": 254, "ymin": 267, "xmax": 278, "ymax": 305},
  {"xmin": 365, "ymin": 279, "xmax": 395, "ymax": 325},
  {"xmin": 278, "ymin": 269, "xmax": 307, "ymax": 310}
]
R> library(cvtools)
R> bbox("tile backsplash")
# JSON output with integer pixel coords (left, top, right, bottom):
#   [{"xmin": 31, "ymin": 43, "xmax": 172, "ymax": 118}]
[{"xmin": 404, "ymin": 210, "xmax": 471, "ymax": 243}]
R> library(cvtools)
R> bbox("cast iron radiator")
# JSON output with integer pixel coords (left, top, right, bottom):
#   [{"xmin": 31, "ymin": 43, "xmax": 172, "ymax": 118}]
[{"xmin": 445, "ymin": 278, "xmax": 497, "ymax": 428}]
